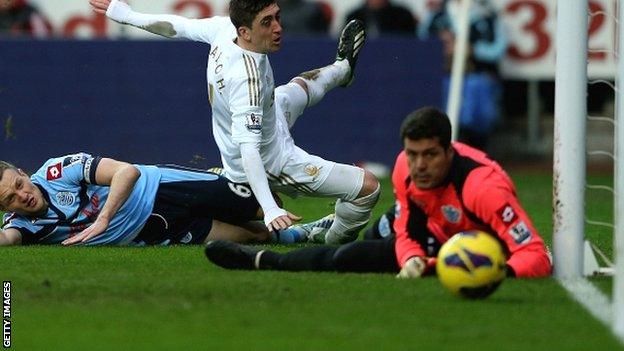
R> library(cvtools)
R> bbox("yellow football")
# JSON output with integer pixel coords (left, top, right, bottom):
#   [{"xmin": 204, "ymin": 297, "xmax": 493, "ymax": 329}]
[{"xmin": 436, "ymin": 230, "xmax": 507, "ymax": 299}]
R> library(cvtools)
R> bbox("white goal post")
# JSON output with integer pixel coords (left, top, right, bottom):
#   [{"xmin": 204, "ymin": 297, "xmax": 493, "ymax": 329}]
[
  {"xmin": 553, "ymin": 0, "xmax": 587, "ymax": 279},
  {"xmin": 614, "ymin": 0, "xmax": 624, "ymax": 339},
  {"xmin": 446, "ymin": 0, "xmax": 473, "ymax": 141},
  {"xmin": 553, "ymin": 0, "xmax": 623, "ymax": 341}
]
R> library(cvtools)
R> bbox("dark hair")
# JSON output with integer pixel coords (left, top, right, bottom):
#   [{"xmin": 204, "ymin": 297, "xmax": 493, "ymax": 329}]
[
  {"xmin": 229, "ymin": 0, "xmax": 276, "ymax": 29},
  {"xmin": 0, "ymin": 161, "xmax": 18, "ymax": 183},
  {"xmin": 400, "ymin": 107, "xmax": 452, "ymax": 149}
]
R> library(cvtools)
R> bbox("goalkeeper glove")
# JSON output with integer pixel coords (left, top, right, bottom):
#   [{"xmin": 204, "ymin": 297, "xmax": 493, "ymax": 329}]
[{"xmin": 396, "ymin": 256, "xmax": 426, "ymax": 279}]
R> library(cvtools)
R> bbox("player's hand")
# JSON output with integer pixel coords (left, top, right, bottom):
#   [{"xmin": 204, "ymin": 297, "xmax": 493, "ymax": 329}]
[
  {"xmin": 61, "ymin": 217, "xmax": 110, "ymax": 246},
  {"xmin": 396, "ymin": 256, "xmax": 427, "ymax": 279},
  {"xmin": 90, "ymin": 0, "xmax": 131, "ymax": 23},
  {"xmin": 267, "ymin": 212, "xmax": 302, "ymax": 232},
  {"xmin": 89, "ymin": 0, "xmax": 112, "ymax": 14}
]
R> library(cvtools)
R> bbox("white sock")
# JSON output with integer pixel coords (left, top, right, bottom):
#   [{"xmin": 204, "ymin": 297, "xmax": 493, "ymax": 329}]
[
  {"xmin": 325, "ymin": 184, "xmax": 380, "ymax": 245},
  {"xmin": 296, "ymin": 60, "xmax": 350, "ymax": 107}
]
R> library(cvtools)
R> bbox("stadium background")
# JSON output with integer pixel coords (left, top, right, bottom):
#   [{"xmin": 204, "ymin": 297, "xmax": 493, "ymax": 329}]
[
  {"xmin": 1, "ymin": 0, "xmax": 618, "ymax": 170},
  {"xmin": 1, "ymin": 0, "xmax": 623, "ymax": 349}
]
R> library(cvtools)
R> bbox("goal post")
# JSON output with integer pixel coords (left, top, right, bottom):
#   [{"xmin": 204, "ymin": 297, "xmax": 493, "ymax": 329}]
[
  {"xmin": 613, "ymin": 0, "xmax": 624, "ymax": 339},
  {"xmin": 553, "ymin": 0, "xmax": 588, "ymax": 279},
  {"xmin": 446, "ymin": 0, "xmax": 472, "ymax": 141},
  {"xmin": 554, "ymin": 0, "xmax": 623, "ymax": 341}
]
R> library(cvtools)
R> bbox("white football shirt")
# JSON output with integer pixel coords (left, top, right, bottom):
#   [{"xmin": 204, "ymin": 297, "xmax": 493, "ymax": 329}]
[{"xmin": 178, "ymin": 16, "xmax": 293, "ymax": 183}]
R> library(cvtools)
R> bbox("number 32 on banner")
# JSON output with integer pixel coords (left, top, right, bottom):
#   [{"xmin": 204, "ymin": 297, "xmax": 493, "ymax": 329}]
[{"xmin": 505, "ymin": 0, "xmax": 612, "ymax": 62}]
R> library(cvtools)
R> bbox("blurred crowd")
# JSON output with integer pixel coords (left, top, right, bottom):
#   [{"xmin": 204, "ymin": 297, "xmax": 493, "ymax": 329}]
[
  {"xmin": 1, "ymin": 0, "xmax": 507, "ymax": 151},
  {"xmin": 0, "ymin": 0, "xmax": 52, "ymax": 37},
  {"xmin": 277, "ymin": 0, "xmax": 418, "ymax": 37},
  {"xmin": 0, "ymin": 0, "xmax": 499, "ymax": 39}
]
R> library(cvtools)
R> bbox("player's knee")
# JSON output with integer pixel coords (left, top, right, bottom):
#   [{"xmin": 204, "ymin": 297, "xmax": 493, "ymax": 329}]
[
  {"xmin": 356, "ymin": 170, "xmax": 380, "ymax": 199},
  {"xmin": 290, "ymin": 77, "xmax": 309, "ymax": 95},
  {"xmin": 293, "ymin": 76, "xmax": 325, "ymax": 107}
]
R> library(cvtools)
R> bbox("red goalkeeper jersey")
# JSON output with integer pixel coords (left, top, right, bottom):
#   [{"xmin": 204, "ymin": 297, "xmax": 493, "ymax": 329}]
[{"xmin": 393, "ymin": 142, "xmax": 552, "ymax": 278}]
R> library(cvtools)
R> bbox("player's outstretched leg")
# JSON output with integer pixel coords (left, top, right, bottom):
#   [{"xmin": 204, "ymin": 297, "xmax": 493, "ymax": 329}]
[
  {"xmin": 290, "ymin": 19, "xmax": 366, "ymax": 108},
  {"xmin": 205, "ymin": 239, "xmax": 342, "ymax": 271},
  {"xmin": 204, "ymin": 240, "xmax": 264, "ymax": 270}
]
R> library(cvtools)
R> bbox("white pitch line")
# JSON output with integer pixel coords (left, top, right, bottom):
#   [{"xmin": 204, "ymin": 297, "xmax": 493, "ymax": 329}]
[{"xmin": 558, "ymin": 278, "xmax": 612, "ymax": 326}]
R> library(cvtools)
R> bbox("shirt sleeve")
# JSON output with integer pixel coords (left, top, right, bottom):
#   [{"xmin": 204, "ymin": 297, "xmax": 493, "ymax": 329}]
[
  {"xmin": 55, "ymin": 153, "xmax": 102, "ymax": 185},
  {"xmin": 392, "ymin": 153, "xmax": 427, "ymax": 267},
  {"xmin": 229, "ymin": 56, "xmax": 265, "ymax": 145},
  {"xmin": 2, "ymin": 213, "xmax": 39, "ymax": 245},
  {"xmin": 239, "ymin": 143, "xmax": 284, "ymax": 225},
  {"xmin": 166, "ymin": 16, "xmax": 233, "ymax": 44},
  {"xmin": 462, "ymin": 167, "xmax": 552, "ymax": 277},
  {"xmin": 112, "ymin": 0, "xmax": 232, "ymax": 44}
]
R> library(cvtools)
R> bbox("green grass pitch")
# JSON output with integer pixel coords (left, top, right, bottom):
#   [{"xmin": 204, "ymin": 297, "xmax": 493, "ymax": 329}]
[{"xmin": 1, "ymin": 169, "xmax": 622, "ymax": 350}]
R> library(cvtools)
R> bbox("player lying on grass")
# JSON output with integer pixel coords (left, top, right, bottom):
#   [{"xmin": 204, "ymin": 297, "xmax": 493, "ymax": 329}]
[
  {"xmin": 0, "ymin": 153, "xmax": 316, "ymax": 246},
  {"xmin": 205, "ymin": 107, "xmax": 553, "ymax": 278},
  {"xmin": 90, "ymin": 0, "xmax": 380, "ymax": 244}
]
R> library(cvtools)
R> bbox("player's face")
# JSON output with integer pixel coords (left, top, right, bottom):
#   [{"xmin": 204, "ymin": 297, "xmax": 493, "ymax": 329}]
[
  {"xmin": 0, "ymin": 168, "xmax": 48, "ymax": 216},
  {"xmin": 404, "ymin": 137, "xmax": 453, "ymax": 190},
  {"xmin": 249, "ymin": 3, "xmax": 282, "ymax": 53}
]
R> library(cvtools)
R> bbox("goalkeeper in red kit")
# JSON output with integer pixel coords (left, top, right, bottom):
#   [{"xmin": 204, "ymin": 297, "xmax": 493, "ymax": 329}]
[{"xmin": 205, "ymin": 107, "xmax": 552, "ymax": 278}]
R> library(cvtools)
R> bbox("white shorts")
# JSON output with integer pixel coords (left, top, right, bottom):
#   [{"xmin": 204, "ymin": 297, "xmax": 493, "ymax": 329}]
[
  {"xmin": 269, "ymin": 82, "xmax": 365, "ymax": 200},
  {"xmin": 268, "ymin": 146, "xmax": 364, "ymax": 201}
]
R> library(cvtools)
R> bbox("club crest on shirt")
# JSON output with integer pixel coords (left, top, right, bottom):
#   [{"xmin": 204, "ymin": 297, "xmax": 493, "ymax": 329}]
[
  {"xmin": 55, "ymin": 192, "xmax": 75, "ymax": 206},
  {"xmin": 304, "ymin": 164, "xmax": 321, "ymax": 179},
  {"xmin": 46, "ymin": 162, "xmax": 63, "ymax": 181},
  {"xmin": 245, "ymin": 113, "xmax": 262, "ymax": 134},
  {"xmin": 441, "ymin": 205, "xmax": 462, "ymax": 223}
]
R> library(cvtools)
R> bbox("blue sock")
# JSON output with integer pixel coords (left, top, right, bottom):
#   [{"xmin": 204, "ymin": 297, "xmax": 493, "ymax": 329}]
[{"xmin": 271, "ymin": 228, "xmax": 306, "ymax": 244}]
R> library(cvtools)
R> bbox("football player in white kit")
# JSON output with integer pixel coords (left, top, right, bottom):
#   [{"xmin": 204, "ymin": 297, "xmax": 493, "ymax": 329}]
[{"xmin": 89, "ymin": 0, "xmax": 380, "ymax": 244}]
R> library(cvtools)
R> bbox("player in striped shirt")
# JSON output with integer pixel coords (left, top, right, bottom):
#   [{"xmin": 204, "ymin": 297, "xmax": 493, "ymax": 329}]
[
  {"xmin": 0, "ymin": 153, "xmax": 301, "ymax": 246},
  {"xmin": 90, "ymin": 0, "xmax": 380, "ymax": 244}
]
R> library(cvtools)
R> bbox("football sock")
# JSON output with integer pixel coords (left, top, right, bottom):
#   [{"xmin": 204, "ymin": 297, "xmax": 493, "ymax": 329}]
[
  {"xmin": 257, "ymin": 250, "xmax": 281, "ymax": 269},
  {"xmin": 325, "ymin": 184, "xmax": 380, "ymax": 244},
  {"xmin": 271, "ymin": 227, "xmax": 307, "ymax": 244},
  {"xmin": 296, "ymin": 60, "xmax": 350, "ymax": 107}
]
